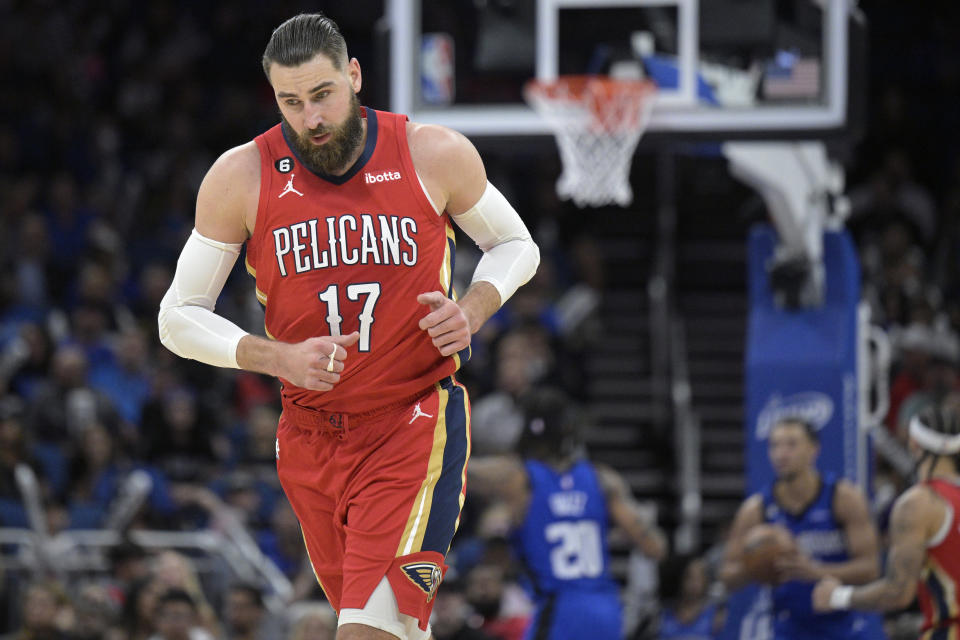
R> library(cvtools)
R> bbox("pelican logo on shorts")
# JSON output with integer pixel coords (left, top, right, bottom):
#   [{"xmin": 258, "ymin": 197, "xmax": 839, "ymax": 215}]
[{"xmin": 401, "ymin": 562, "xmax": 442, "ymax": 602}]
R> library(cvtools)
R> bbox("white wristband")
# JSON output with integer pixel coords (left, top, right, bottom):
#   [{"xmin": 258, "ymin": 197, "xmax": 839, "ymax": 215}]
[{"xmin": 829, "ymin": 585, "xmax": 854, "ymax": 610}]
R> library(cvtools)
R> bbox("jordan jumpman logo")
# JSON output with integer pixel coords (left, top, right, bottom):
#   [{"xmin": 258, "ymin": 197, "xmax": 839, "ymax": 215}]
[
  {"xmin": 278, "ymin": 173, "xmax": 304, "ymax": 198},
  {"xmin": 409, "ymin": 403, "xmax": 434, "ymax": 424}
]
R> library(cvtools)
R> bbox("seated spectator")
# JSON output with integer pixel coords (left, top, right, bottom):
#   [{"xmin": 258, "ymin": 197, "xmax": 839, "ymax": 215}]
[
  {"xmin": 470, "ymin": 325, "xmax": 554, "ymax": 455},
  {"xmin": 122, "ymin": 576, "xmax": 165, "ymax": 640},
  {"xmin": 71, "ymin": 582, "xmax": 122, "ymax": 640},
  {"xmin": 66, "ymin": 421, "xmax": 121, "ymax": 528},
  {"xmin": 463, "ymin": 562, "xmax": 531, "ymax": 640},
  {"xmin": 230, "ymin": 372, "xmax": 278, "ymax": 420},
  {"xmin": 105, "ymin": 541, "xmax": 152, "ymax": 605},
  {"xmin": 223, "ymin": 582, "xmax": 283, "ymax": 640},
  {"xmin": 9, "ymin": 213, "xmax": 52, "ymax": 313},
  {"xmin": 886, "ymin": 323, "xmax": 937, "ymax": 431},
  {"xmin": 432, "ymin": 575, "xmax": 497, "ymax": 640},
  {"xmin": 89, "ymin": 327, "xmax": 152, "ymax": 427},
  {"xmin": 1, "ymin": 580, "xmax": 74, "ymax": 640},
  {"xmin": 257, "ymin": 499, "xmax": 307, "ymax": 580},
  {"xmin": 216, "ymin": 470, "xmax": 277, "ymax": 532},
  {"xmin": 139, "ymin": 387, "xmax": 220, "ymax": 483},
  {"xmin": 129, "ymin": 263, "xmax": 174, "ymax": 329},
  {"xmin": 148, "ymin": 588, "xmax": 214, "ymax": 640},
  {"xmin": 151, "ymin": 551, "xmax": 219, "ymax": 638},
  {"xmin": 896, "ymin": 333, "xmax": 960, "ymax": 434},
  {"xmin": 657, "ymin": 555, "xmax": 724, "ymax": 640},
  {"xmin": 0, "ymin": 396, "xmax": 52, "ymax": 513},
  {"xmin": 227, "ymin": 404, "xmax": 282, "ymax": 486},
  {"xmin": 27, "ymin": 343, "xmax": 118, "ymax": 443},
  {"xmin": 42, "ymin": 172, "xmax": 94, "ymax": 301},
  {"xmin": 0, "ymin": 322, "xmax": 53, "ymax": 401},
  {"xmin": 285, "ymin": 602, "xmax": 337, "ymax": 640}
]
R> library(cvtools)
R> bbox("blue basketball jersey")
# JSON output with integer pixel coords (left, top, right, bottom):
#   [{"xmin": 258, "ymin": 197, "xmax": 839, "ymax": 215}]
[
  {"xmin": 512, "ymin": 459, "xmax": 622, "ymax": 640},
  {"xmin": 760, "ymin": 473, "xmax": 882, "ymax": 640},
  {"xmin": 660, "ymin": 602, "xmax": 718, "ymax": 639}
]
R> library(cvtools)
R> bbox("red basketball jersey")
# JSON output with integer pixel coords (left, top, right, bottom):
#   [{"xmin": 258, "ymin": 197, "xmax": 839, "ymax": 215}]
[
  {"xmin": 917, "ymin": 478, "xmax": 960, "ymax": 636},
  {"xmin": 246, "ymin": 108, "xmax": 462, "ymax": 413}
]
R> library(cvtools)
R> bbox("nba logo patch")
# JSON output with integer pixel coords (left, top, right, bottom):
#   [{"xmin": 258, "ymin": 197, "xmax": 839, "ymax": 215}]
[{"xmin": 401, "ymin": 562, "xmax": 442, "ymax": 601}]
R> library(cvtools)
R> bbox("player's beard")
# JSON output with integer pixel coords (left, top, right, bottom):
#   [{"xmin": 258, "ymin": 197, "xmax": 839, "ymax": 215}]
[{"xmin": 283, "ymin": 91, "xmax": 364, "ymax": 176}]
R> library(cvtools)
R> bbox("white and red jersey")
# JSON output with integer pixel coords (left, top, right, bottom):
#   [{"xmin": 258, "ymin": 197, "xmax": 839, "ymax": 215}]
[
  {"xmin": 246, "ymin": 108, "xmax": 464, "ymax": 413},
  {"xmin": 918, "ymin": 478, "xmax": 960, "ymax": 638}
]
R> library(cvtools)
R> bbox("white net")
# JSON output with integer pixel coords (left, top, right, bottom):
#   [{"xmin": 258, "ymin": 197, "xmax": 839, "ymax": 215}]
[{"xmin": 525, "ymin": 76, "xmax": 655, "ymax": 208}]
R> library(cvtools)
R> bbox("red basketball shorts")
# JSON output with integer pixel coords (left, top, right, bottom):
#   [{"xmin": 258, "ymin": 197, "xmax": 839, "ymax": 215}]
[{"xmin": 276, "ymin": 376, "xmax": 470, "ymax": 631}]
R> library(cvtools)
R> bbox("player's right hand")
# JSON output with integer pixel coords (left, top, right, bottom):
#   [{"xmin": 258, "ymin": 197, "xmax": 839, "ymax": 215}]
[{"xmin": 276, "ymin": 332, "xmax": 359, "ymax": 391}]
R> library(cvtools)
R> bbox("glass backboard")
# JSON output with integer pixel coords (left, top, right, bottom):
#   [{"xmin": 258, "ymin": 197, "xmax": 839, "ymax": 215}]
[{"xmin": 389, "ymin": 0, "xmax": 855, "ymax": 136}]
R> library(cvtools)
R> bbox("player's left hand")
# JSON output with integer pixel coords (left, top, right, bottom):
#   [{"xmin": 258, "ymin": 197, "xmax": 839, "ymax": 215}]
[
  {"xmin": 418, "ymin": 291, "xmax": 471, "ymax": 356},
  {"xmin": 775, "ymin": 550, "xmax": 824, "ymax": 583},
  {"xmin": 812, "ymin": 576, "xmax": 842, "ymax": 612}
]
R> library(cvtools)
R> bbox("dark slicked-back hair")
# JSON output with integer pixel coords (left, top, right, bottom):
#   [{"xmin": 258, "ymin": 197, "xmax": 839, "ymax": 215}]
[
  {"xmin": 517, "ymin": 387, "xmax": 583, "ymax": 462},
  {"xmin": 772, "ymin": 417, "xmax": 819, "ymax": 444},
  {"xmin": 262, "ymin": 13, "xmax": 348, "ymax": 79}
]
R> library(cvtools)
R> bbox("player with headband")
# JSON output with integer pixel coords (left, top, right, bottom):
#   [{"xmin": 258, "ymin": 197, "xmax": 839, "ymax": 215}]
[{"xmin": 813, "ymin": 404, "xmax": 960, "ymax": 639}]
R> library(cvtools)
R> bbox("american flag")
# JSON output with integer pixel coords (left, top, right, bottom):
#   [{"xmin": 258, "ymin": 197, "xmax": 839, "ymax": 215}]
[{"xmin": 763, "ymin": 53, "xmax": 821, "ymax": 100}]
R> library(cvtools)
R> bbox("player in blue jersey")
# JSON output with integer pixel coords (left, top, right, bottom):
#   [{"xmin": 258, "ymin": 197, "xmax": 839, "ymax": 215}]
[
  {"xmin": 467, "ymin": 388, "xmax": 667, "ymax": 640},
  {"xmin": 720, "ymin": 418, "xmax": 885, "ymax": 640}
]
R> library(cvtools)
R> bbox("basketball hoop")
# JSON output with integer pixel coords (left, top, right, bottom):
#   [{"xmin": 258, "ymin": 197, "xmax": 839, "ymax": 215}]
[{"xmin": 525, "ymin": 76, "xmax": 656, "ymax": 208}]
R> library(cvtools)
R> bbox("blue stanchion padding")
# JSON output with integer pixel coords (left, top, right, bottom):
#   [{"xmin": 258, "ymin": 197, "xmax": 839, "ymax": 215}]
[{"xmin": 720, "ymin": 224, "xmax": 870, "ymax": 640}]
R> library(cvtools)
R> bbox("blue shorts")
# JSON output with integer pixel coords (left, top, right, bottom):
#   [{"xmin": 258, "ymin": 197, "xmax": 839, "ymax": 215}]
[{"xmin": 524, "ymin": 590, "xmax": 622, "ymax": 640}]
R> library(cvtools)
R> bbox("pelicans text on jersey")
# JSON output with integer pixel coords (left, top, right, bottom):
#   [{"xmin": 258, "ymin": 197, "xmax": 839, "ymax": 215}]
[{"xmin": 247, "ymin": 107, "xmax": 466, "ymax": 414}]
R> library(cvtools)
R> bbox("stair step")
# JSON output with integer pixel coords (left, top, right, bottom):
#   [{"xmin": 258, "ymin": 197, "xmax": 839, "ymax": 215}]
[
  {"xmin": 587, "ymin": 356, "xmax": 647, "ymax": 376},
  {"xmin": 689, "ymin": 361, "xmax": 744, "ymax": 377},
  {"xmin": 624, "ymin": 470, "xmax": 668, "ymax": 493},
  {"xmin": 603, "ymin": 291, "xmax": 650, "ymax": 311},
  {"xmin": 700, "ymin": 473, "xmax": 745, "ymax": 496},
  {"xmin": 588, "ymin": 377, "xmax": 654, "ymax": 398},
  {"xmin": 699, "ymin": 500, "xmax": 744, "ymax": 521},
  {"xmin": 583, "ymin": 425, "xmax": 641, "ymax": 447},
  {"xmin": 689, "ymin": 381, "xmax": 743, "ymax": 399},
  {"xmin": 680, "ymin": 293, "xmax": 747, "ymax": 314},
  {"xmin": 592, "ymin": 402, "xmax": 656, "ymax": 422},
  {"xmin": 678, "ymin": 242, "xmax": 745, "ymax": 262},
  {"xmin": 601, "ymin": 239, "xmax": 649, "ymax": 261},
  {"xmin": 595, "ymin": 335, "xmax": 645, "ymax": 353},
  {"xmin": 686, "ymin": 317, "xmax": 745, "ymax": 334},
  {"xmin": 591, "ymin": 449, "xmax": 659, "ymax": 469},
  {"xmin": 694, "ymin": 403, "xmax": 744, "ymax": 422},
  {"xmin": 701, "ymin": 428, "xmax": 744, "ymax": 447},
  {"xmin": 602, "ymin": 315, "xmax": 650, "ymax": 334},
  {"xmin": 703, "ymin": 449, "xmax": 744, "ymax": 470},
  {"xmin": 686, "ymin": 336, "xmax": 745, "ymax": 355}
]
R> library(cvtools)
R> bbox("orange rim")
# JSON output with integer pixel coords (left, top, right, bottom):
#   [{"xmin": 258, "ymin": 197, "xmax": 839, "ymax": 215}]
[{"xmin": 524, "ymin": 75, "xmax": 657, "ymax": 133}]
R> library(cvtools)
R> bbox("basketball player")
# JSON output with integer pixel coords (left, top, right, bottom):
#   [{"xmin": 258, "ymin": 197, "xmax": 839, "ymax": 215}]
[
  {"xmin": 157, "ymin": 13, "xmax": 539, "ymax": 640},
  {"xmin": 813, "ymin": 404, "xmax": 960, "ymax": 639},
  {"xmin": 720, "ymin": 417, "xmax": 884, "ymax": 639},
  {"xmin": 468, "ymin": 388, "xmax": 667, "ymax": 640}
]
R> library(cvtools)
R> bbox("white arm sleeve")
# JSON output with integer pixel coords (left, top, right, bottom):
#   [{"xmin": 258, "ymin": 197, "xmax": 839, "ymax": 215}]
[
  {"xmin": 450, "ymin": 181, "xmax": 540, "ymax": 304},
  {"xmin": 157, "ymin": 229, "xmax": 248, "ymax": 369}
]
